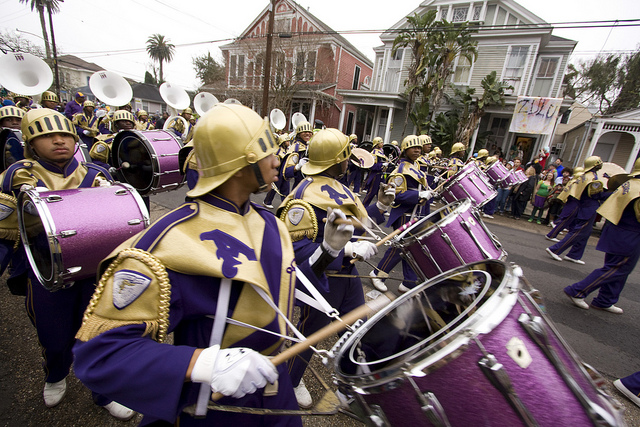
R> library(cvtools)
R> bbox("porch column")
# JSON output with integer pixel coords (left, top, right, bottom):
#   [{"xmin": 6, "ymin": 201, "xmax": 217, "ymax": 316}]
[
  {"xmin": 585, "ymin": 121, "xmax": 606, "ymax": 157},
  {"xmin": 385, "ymin": 108, "xmax": 394, "ymax": 143},
  {"xmin": 625, "ymin": 132, "xmax": 640, "ymax": 172}
]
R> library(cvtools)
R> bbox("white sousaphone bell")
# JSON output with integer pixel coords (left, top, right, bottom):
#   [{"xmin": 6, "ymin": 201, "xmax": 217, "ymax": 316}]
[
  {"xmin": 193, "ymin": 92, "xmax": 219, "ymax": 117},
  {"xmin": 270, "ymin": 108, "xmax": 286, "ymax": 132},
  {"xmin": 289, "ymin": 112, "xmax": 307, "ymax": 139},
  {"xmin": 0, "ymin": 52, "xmax": 54, "ymax": 96},
  {"xmin": 89, "ymin": 70, "xmax": 133, "ymax": 107},
  {"xmin": 159, "ymin": 82, "xmax": 190, "ymax": 133}
]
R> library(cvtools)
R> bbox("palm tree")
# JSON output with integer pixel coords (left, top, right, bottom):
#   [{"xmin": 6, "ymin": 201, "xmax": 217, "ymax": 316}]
[
  {"xmin": 146, "ymin": 34, "xmax": 175, "ymax": 84},
  {"xmin": 19, "ymin": 0, "xmax": 61, "ymax": 59}
]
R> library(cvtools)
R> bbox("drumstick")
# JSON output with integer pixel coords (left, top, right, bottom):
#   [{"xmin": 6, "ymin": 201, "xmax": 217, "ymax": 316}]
[
  {"xmin": 349, "ymin": 217, "xmax": 418, "ymax": 264},
  {"xmin": 210, "ymin": 295, "xmax": 393, "ymax": 402},
  {"xmin": 322, "ymin": 217, "xmax": 364, "ymax": 229}
]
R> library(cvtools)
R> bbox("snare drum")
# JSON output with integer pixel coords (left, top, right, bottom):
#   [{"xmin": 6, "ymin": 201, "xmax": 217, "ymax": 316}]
[
  {"xmin": 484, "ymin": 160, "xmax": 510, "ymax": 187},
  {"xmin": 18, "ymin": 183, "xmax": 149, "ymax": 291},
  {"xmin": 500, "ymin": 170, "xmax": 520, "ymax": 188},
  {"xmin": 394, "ymin": 200, "xmax": 505, "ymax": 281},
  {"xmin": 334, "ymin": 261, "xmax": 624, "ymax": 427},
  {"xmin": 514, "ymin": 169, "xmax": 527, "ymax": 184},
  {"xmin": 112, "ymin": 129, "xmax": 185, "ymax": 195},
  {"xmin": 440, "ymin": 162, "xmax": 497, "ymax": 207}
]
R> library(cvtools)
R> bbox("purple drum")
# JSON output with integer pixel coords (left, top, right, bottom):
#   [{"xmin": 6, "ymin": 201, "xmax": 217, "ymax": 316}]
[
  {"xmin": 440, "ymin": 162, "xmax": 497, "ymax": 207},
  {"xmin": 333, "ymin": 261, "xmax": 625, "ymax": 427},
  {"xmin": 500, "ymin": 170, "xmax": 520, "ymax": 188},
  {"xmin": 113, "ymin": 129, "xmax": 185, "ymax": 195},
  {"xmin": 394, "ymin": 200, "xmax": 505, "ymax": 281},
  {"xmin": 74, "ymin": 142, "xmax": 91, "ymax": 164},
  {"xmin": 18, "ymin": 183, "xmax": 149, "ymax": 291},
  {"xmin": 484, "ymin": 160, "xmax": 510, "ymax": 187},
  {"xmin": 514, "ymin": 169, "xmax": 527, "ymax": 184}
]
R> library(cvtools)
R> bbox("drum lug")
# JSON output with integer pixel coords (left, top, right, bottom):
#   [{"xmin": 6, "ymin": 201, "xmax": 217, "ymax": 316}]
[
  {"xmin": 59, "ymin": 230, "xmax": 77, "ymax": 238},
  {"xmin": 45, "ymin": 195, "xmax": 63, "ymax": 203},
  {"xmin": 441, "ymin": 232, "xmax": 466, "ymax": 265},
  {"xmin": 60, "ymin": 266, "xmax": 81, "ymax": 280},
  {"xmin": 418, "ymin": 391, "xmax": 451, "ymax": 427},
  {"xmin": 460, "ymin": 219, "xmax": 492, "ymax": 260},
  {"xmin": 128, "ymin": 219, "xmax": 142, "ymax": 225},
  {"xmin": 115, "ymin": 189, "xmax": 129, "ymax": 195}
]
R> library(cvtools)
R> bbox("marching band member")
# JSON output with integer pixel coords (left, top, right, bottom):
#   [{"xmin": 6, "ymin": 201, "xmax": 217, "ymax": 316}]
[
  {"xmin": 63, "ymin": 91, "xmax": 85, "ymax": 120},
  {"xmin": 74, "ymin": 104, "xmax": 346, "ymax": 425},
  {"xmin": 563, "ymin": 159, "xmax": 640, "ymax": 314},
  {"xmin": 546, "ymin": 166, "xmax": 584, "ymax": 241},
  {"xmin": 89, "ymin": 110, "xmax": 136, "ymax": 169},
  {"xmin": 284, "ymin": 121, "xmax": 313, "ymax": 189},
  {"xmin": 72, "ymin": 100, "xmax": 99, "ymax": 149},
  {"xmin": 447, "ymin": 142, "xmax": 466, "ymax": 178},
  {"xmin": 135, "ymin": 109, "xmax": 155, "ymax": 131},
  {"xmin": 40, "ymin": 91, "xmax": 59, "ymax": 111},
  {"xmin": 167, "ymin": 107, "xmax": 193, "ymax": 141},
  {"xmin": 370, "ymin": 135, "xmax": 434, "ymax": 293},
  {"xmin": 277, "ymin": 128, "xmax": 392, "ymax": 408},
  {"xmin": 473, "ymin": 148, "xmax": 489, "ymax": 168},
  {"xmin": 546, "ymin": 156, "xmax": 610, "ymax": 264},
  {"xmin": 482, "ymin": 156, "xmax": 499, "ymax": 218},
  {"xmin": 0, "ymin": 109, "xmax": 133, "ymax": 419},
  {"xmin": 362, "ymin": 136, "xmax": 387, "ymax": 207},
  {"xmin": 13, "ymin": 93, "xmax": 31, "ymax": 111},
  {"xmin": 0, "ymin": 105, "xmax": 26, "ymax": 167},
  {"xmin": 263, "ymin": 133, "xmax": 292, "ymax": 208}
]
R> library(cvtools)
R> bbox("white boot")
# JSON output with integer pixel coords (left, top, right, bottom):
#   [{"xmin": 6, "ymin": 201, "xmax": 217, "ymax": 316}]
[
  {"xmin": 103, "ymin": 401, "xmax": 136, "ymax": 421},
  {"xmin": 294, "ymin": 378, "xmax": 313, "ymax": 409},
  {"xmin": 369, "ymin": 271, "xmax": 388, "ymax": 292},
  {"xmin": 43, "ymin": 378, "xmax": 67, "ymax": 408}
]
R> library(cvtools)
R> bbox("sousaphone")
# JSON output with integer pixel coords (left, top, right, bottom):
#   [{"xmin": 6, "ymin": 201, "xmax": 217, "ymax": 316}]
[
  {"xmin": 194, "ymin": 92, "xmax": 218, "ymax": 116},
  {"xmin": 89, "ymin": 70, "xmax": 133, "ymax": 107},
  {"xmin": 270, "ymin": 108, "xmax": 286, "ymax": 132},
  {"xmin": 160, "ymin": 82, "xmax": 190, "ymax": 132},
  {"xmin": 0, "ymin": 52, "xmax": 53, "ymax": 96},
  {"xmin": 351, "ymin": 147, "xmax": 375, "ymax": 169}
]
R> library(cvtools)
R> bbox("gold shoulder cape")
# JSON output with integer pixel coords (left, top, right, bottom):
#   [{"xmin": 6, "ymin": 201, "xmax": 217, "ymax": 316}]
[
  {"xmin": 557, "ymin": 170, "xmax": 599, "ymax": 203},
  {"xmin": 597, "ymin": 177, "xmax": 640, "ymax": 225}
]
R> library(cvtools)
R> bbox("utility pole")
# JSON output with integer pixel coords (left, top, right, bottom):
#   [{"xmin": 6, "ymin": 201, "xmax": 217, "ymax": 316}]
[
  {"xmin": 261, "ymin": 0, "xmax": 275, "ymax": 115},
  {"xmin": 46, "ymin": 0, "xmax": 62, "ymax": 100}
]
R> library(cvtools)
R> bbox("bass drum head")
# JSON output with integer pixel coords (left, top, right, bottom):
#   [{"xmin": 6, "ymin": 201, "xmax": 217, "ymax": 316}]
[
  {"xmin": 382, "ymin": 144, "xmax": 400, "ymax": 163},
  {"xmin": 19, "ymin": 191, "xmax": 56, "ymax": 287},
  {"xmin": 114, "ymin": 130, "xmax": 154, "ymax": 193},
  {"xmin": 335, "ymin": 260, "xmax": 510, "ymax": 391},
  {"xmin": 358, "ymin": 141, "xmax": 373, "ymax": 152}
]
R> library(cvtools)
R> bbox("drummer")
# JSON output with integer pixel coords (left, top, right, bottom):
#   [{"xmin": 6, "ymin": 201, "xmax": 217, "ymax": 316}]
[
  {"xmin": 482, "ymin": 156, "xmax": 499, "ymax": 219},
  {"xmin": 473, "ymin": 148, "xmax": 489, "ymax": 169},
  {"xmin": 262, "ymin": 133, "xmax": 292, "ymax": 208},
  {"xmin": 285, "ymin": 121, "xmax": 313, "ymax": 189},
  {"xmin": 89, "ymin": 110, "xmax": 136, "ymax": 169},
  {"xmin": 135, "ymin": 109, "xmax": 155, "ymax": 131},
  {"xmin": 72, "ymin": 100, "xmax": 99, "ymax": 149},
  {"xmin": 447, "ymin": 142, "xmax": 466, "ymax": 178},
  {"xmin": 370, "ymin": 135, "xmax": 434, "ymax": 293},
  {"xmin": 362, "ymin": 136, "xmax": 388, "ymax": 207},
  {"xmin": 277, "ymin": 128, "xmax": 393, "ymax": 408},
  {"xmin": 0, "ymin": 105, "xmax": 26, "ymax": 167},
  {"xmin": 0, "ymin": 109, "xmax": 134, "ymax": 419}
]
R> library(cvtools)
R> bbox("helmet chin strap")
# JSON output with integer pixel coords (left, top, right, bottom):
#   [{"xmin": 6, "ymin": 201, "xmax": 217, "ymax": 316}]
[{"xmin": 251, "ymin": 162, "xmax": 269, "ymax": 192}]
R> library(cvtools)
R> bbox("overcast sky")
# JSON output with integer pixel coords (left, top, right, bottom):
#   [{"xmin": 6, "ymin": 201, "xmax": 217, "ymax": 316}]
[{"xmin": 2, "ymin": 0, "xmax": 639, "ymax": 91}]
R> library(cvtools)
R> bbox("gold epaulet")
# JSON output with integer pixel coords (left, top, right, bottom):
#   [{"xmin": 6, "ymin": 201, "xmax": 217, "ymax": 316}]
[
  {"xmin": 76, "ymin": 248, "xmax": 171, "ymax": 343},
  {"xmin": 388, "ymin": 173, "xmax": 407, "ymax": 193},
  {"xmin": 279, "ymin": 199, "xmax": 318, "ymax": 242},
  {"xmin": 0, "ymin": 192, "xmax": 20, "ymax": 242}
]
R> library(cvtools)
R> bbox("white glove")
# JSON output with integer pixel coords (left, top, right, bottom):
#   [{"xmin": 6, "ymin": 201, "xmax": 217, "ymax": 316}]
[
  {"xmin": 344, "ymin": 241, "xmax": 378, "ymax": 261},
  {"xmin": 376, "ymin": 183, "xmax": 396, "ymax": 208},
  {"xmin": 191, "ymin": 345, "xmax": 278, "ymax": 399},
  {"xmin": 83, "ymin": 130, "xmax": 91, "ymax": 136},
  {"xmin": 295, "ymin": 158, "xmax": 308, "ymax": 171},
  {"xmin": 95, "ymin": 110, "xmax": 107, "ymax": 119},
  {"xmin": 322, "ymin": 207, "xmax": 354, "ymax": 257},
  {"xmin": 419, "ymin": 190, "xmax": 434, "ymax": 200}
]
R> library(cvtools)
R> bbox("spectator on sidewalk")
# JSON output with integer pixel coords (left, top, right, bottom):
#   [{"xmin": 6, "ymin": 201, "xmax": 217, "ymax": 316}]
[{"xmin": 528, "ymin": 171, "xmax": 554, "ymax": 224}]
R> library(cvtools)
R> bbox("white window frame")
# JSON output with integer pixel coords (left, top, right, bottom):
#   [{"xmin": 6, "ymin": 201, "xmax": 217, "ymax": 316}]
[
  {"xmin": 452, "ymin": 6, "xmax": 469, "ymax": 22},
  {"xmin": 530, "ymin": 55, "xmax": 561, "ymax": 98},
  {"xmin": 452, "ymin": 55, "xmax": 474, "ymax": 85},
  {"xmin": 352, "ymin": 65, "xmax": 361, "ymax": 90},
  {"xmin": 501, "ymin": 45, "xmax": 532, "ymax": 96},
  {"xmin": 306, "ymin": 51, "xmax": 316, "ymax": 81}
]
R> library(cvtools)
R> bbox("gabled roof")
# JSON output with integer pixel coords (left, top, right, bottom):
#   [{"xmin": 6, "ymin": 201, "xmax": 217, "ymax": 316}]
[
  {"xmin": 222, "ymin": 0, "xmax": 372, "ymax": 67},
  {"xmin": 132, "ymin": 83, "xmax": 163, "ymax": 103},
  {"xmin": 57, "ymin": 55, "xmax": 103, "ymax": 72},
  {"xmin": 602, "ymin": 108, "xmax": 640, "ymax": 120}
]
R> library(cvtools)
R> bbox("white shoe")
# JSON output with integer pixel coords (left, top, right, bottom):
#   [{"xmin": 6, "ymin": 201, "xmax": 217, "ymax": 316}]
[
  {"xmin": 545, "ymin": 235, "xmax": 560, "ymax": 242},
  {"xmin": 564, "ymin": 256, "xmax": 585, "ymax": 265},
  {"xmin": 564, "ymin": 292, "xmax": 589, "ymax": 309},
  {"xmin": 43, "ymin": 378, "xmax": 67, "ymax": 408},
  {"xmin": 546, "ymin": 247, "xmax": 562, "ymax": 261},
  {"xmin": 294, "ymin": 379, "xmax": 313, "ymax": 409},
  {"xmin": 398, "ymin": 284, "xmax": 411, "ymax": 293},
  {"xmin": 369, "ymin": 271, "xmax": 387, "ymax": 292},
  {"xmin": 103, "ymin": 401, "xmax": 135, "ymax": 421},
  {"xmin": 482, "ymin": 213, "xmax": 494, "ymax": 219},
  {"xmin": 549, "ymin": 221, "xmax": 556, "ymax": 228},
  {"xmin": 591, "ymin": 305, "xmax": 623, "ymax": 314},
  {"xmin": 614, "ymin": 379, "xmax": 640, "ymax": 408}
]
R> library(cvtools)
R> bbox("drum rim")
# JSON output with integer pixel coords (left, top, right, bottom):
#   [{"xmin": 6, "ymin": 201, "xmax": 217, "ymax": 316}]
[
  {"xmin": 334, "ymin": 260, "xmax": 518, "ymax": 391},
  {"xmin": 393, "ymin": 200, "xmax": 472, "ymax": 247},
  {"xmin": 17, "ymin": 188, "xmax": 62, "ymax": 290}
]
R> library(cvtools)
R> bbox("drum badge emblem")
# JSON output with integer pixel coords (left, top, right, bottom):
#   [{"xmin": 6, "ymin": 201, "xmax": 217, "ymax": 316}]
[
  {"xmin": 113, "ymin": 270, "xmax": 152, "ymax": 309},
  {"xmin": 393, "ymin": 176, "xmax": 404, "ymax": 187},
  {"xmin": 288, "ymin": 207, "xmax": 305, "ymax": 226}
]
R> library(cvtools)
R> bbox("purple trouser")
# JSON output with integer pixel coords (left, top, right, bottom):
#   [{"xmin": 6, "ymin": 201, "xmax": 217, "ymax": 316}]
[
  {"xmin": 547, "ymin": 200, "xmax": 578, "ymax": 239},
  {"xmin": 548, "ymin": 216, "xmax": 595, "ymax": 260},
  {"xmin": 564, "ymin": 250, "xmax": 640, "ymax": 307}
]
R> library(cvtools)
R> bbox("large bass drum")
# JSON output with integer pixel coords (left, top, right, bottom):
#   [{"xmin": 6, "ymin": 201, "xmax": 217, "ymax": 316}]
[
  {"xmin": 18, "ymin": 183, "xmax": 149, "ymax": 291},
  {"xmin": 333, "ymin": 261, "xmax": 625, "ymax": 427},
  {"xmin": 112, "ymin": 129, "xmax": 185, "ymax": 195}
]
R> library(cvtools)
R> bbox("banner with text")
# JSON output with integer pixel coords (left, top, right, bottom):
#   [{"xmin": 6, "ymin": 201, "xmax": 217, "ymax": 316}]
[{"xmin": 509, "ymin": 96, "xmax": 563, "ymax": 135}]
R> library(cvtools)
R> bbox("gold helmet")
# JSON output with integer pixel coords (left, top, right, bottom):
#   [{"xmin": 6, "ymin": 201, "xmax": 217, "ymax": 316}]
[
  {"xmin": 477, "ymin": 148, "xmax": 489, "ymax": 158},
  {"xmin": 83, "ymin": 100, "xmax": 95, "ymax": 108},
  {"xmin": 349, "ymin": 134, "xmax": 358, "ymax": 142},
  {"xmin": 302, "ymin": 128, "xmax": 351, "ymax": 175},
  {"xmin": 278, "ymin": 133, "xmax": 291, "ymax": 145},
  {"xmin": 187, "ymin": 104, "xmax": 277, "ymax": 198},
  {"xmin": 584, "ymin": 155, "xmax": 603, "ymax": 172},
  {"xmin": 428, "ymin": 151, "xmax": 436, "ymax": 159},
  {"xmin": 372, "ymin": 136, "xmax": 383, "ymax": 146},
  {"xmin": 400, "ymin": 135, "xmax": 421, "ymax": 152},
  {"xmin": 434, "ymin": 147, "xmax": 442, "ymax": 155},
  {"xmin": 137, "ymin": 110, "xmax": 148, "ymax": 118},
  {"xmin": 573, "ymin": 166, "xmax": 585, "ymax": 177},
  {"xmin": 450, "ymin": 142, "xmax": 466, "ymax": 155},
  {"xmin": 12, "ymin": 93, "xmax": 30, "ymax": 101},
  {"xmin": 391, "ymin": 140, "xmax": 398, "ymax": 146},
  {"xmin": 21, "ymin": 109, "xmax": 78, "ymax": 144},
  {"xmin": 485, "ymin": 156, "xmax": 498, "ymax": 165},
  {"xmin": 113, "ymin": 110, "xmax": 135, "ymax": 124},
  {"xmin": 0, "ymin": 106, "xmax": 25, "ymax": 120},
  {"xmin": 183, "ymin": 107, "xmax": 193, "ymax": 115},
  {"xmin": 418, "ymin": 134, "xmax": 432, "ymax": 146},
  {"xmin": 295, "ymin": 121, "xmax": 313, "ymax": 134},
  {"xmin": 41, "ymin": 91, "xmax": 58, "ymax": 103}
]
